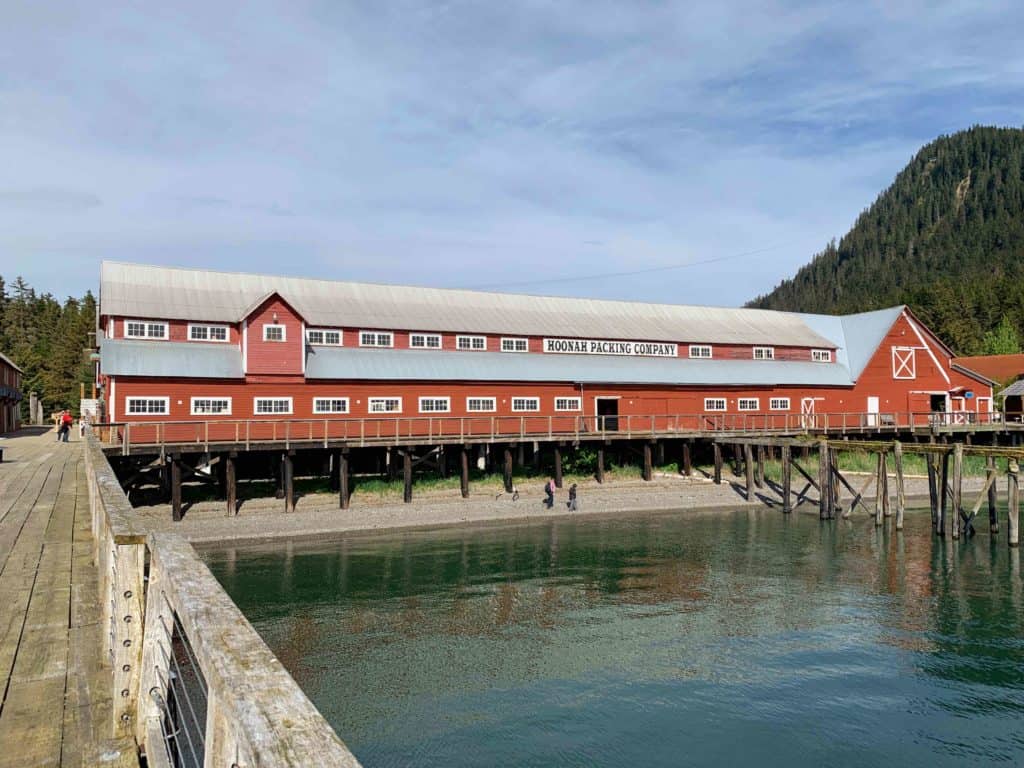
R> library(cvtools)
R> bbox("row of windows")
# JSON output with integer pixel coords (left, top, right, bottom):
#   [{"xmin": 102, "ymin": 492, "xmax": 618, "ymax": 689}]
[
  {"xmin": 125, "ymin": 395, "xmax": 586, "ymax": 416},
  {"xmin": 121, "ymin": 319, "xmax": 835, "ymax": 362},
  {"xmin": 703, "ymin": 397, "xmax": 791, "ymax": 412}
]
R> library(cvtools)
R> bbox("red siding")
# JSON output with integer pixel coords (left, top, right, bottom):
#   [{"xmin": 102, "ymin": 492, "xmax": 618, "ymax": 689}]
[
  {"xmin": 244, "ymin": 297, "xmax": 304, "ymax": 376},
  {"xmin": 107, "ymin": 317, "xmax": 240, "ymax": 344}
]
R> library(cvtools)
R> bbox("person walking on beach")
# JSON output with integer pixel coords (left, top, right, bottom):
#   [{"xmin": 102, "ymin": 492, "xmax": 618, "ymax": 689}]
[
  {"xmin": 566, "ymin": 483, "xmax": 578, "ymax": 511},
  {"xmin": 543, "ymin": 477, "xmax": 555, "ymax": 509}
]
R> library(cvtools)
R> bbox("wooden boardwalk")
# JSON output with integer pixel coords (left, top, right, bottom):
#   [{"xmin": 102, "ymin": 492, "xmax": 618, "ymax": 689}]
[{"xmin": 0, "ymin": 430, "xmax": 137, "ymax": 767}]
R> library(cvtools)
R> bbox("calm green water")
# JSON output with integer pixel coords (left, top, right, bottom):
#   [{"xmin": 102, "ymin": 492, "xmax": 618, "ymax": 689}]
[{"xmin": 203, "ymin": 509, "xmax": 1024, "ymax": 767}]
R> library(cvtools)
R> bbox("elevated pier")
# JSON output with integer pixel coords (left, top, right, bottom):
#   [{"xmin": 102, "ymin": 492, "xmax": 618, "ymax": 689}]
[{"xmin": 0, "ymin": 430, "xmax": 136, "ymax": 767}]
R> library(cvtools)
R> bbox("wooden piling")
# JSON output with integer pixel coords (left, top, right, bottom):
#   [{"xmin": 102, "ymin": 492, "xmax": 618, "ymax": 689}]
[
  {"xmin": 926, "ymin": 453, "xmax": 939, "ymax": 532},
  {"xmin": 642, "ymin": 443, "xmax": 653, "ymax": 482},
  {"xmin": 554, "ymin": 445, "xmax": 563, "ymax": 489},
  {"xmin": 744, "ymin": 443, "xmax": 755, "ymax": 501},
  {"xmin": 403, "ymin": 450, "xmax": 413, "ymax": 503},
  {"xmin": 655, "ymin": 441, "xmax": 665, "ymax": 467},
  {"xmin": 781, "ymin": 444, "xmax": 792, "ymax": 514},
  {"xmin": 1009, "ymin": 458, "xmax": 1020, "ymax": 547},
  {"xmin": 713, "ymin": 443, "xmax": 722, "ymax": 485},
  {"xmin": 951, "ymin": 443, "xmax": 963, "ymax": 539},
  {"xmin": 460, "ymin": 447, "xmax": 470, "ymax": 499},
  {"xmin": 881, "ymin": 451, "xmax": 891, "ymax": 519},
  {"xmin": 987, "ymin": 455, "xmax": 999, "ymax": 534},
  {"xmin": 225, "ymin": 452, "xmax": 237, "ymax": 516},
  {"xmin": 682, "ymin": 440, "xmax": 692, "ymax": 477},
  {"xmin": 893, "ymin": 441, "xmax": 905, "ymax": 531},
  {"xmin": 171, "ymin": 453, "xmax": 182, "ymax": 522},
  {"xmin": 874, "ymin": 452, "xmax": 884, "ymax": 527},
  {"xmin": 282, "ymin": 451, "xmax": 295, "ymax": 513},
  {"xmin": 831, "ymin": 447, "xmax": 841, "ymax": 516},
  {"xmin": 755, "ymin": 444, "xmax": 765, "ymax": 489},
  {"xmin": 937, "ymin": 450, "xmax": 949, "ymax": 537},
  {"xmin": 339, "ymin": 450, "xmax": 350, "ymax": 510},
  {"xmin": 818, "ymin": 440, "xmax": 830, "ymax": 520},
  {"xmin": 503, "ymin": 446, "xmax": 514, "ymax": 493},
  {"xmin": 596, "ymin": 448, "xmax": 605, "ymax": 484}
]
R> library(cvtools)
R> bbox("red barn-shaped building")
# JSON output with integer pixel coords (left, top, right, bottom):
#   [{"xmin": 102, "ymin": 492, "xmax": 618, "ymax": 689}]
[{"xmin": 96, "ymin": 262, "xmax": 993, "ymax": 441}]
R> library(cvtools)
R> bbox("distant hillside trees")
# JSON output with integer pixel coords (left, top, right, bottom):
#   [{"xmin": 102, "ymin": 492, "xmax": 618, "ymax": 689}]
[
  {"xmin": 748, "ymin": 126, "xmax": 1024, "ymax": 355},
  {"xmin": 0, "ymin": 274, "xmax": 96, "ymax": 418}
]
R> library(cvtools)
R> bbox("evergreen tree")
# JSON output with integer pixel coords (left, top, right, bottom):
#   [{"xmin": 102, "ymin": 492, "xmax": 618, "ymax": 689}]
[{"xmin": 980, "ymin": 316, "xmax": 1021, "ymax": 355}]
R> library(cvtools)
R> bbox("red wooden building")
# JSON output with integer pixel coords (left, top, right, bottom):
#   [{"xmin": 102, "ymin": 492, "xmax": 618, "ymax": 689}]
[
  {"xmin": 0, "ymin": 352, "xmax": 23, "ymax": 434},
  {"xmin": 96, "ymin": 262, "xmax": 993, "ymax": 442}
]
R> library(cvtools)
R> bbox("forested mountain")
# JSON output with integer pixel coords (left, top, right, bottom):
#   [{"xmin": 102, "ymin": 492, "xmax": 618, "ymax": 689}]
[
  {"xmin": 0, "ymin": 275, "xmax": 96, "ymax": 417},
  {"xmin": 749, "ymin": 126, "xmax": 1024, "ymax": 356}
]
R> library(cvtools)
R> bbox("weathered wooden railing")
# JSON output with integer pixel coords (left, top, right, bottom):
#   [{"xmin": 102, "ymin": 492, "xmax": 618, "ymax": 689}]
[
  {"xmin": 84, "ymin": 431, "xmax": 361, "ymax": 766},
  {"xmin": 96, "ymin": 410, "xmax": 1008, "ymax": 454}
]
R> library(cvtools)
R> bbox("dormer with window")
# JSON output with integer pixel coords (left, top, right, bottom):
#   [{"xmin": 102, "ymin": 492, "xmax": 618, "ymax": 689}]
[{"xmin": 243, "ymin": 293, "xmax": 306, "ymax": 376}]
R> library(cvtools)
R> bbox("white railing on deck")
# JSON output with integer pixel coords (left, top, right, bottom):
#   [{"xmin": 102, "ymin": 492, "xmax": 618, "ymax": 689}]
[{"xmin": 84, "ymin": 430, "xmax": 362, "ymax": 767}]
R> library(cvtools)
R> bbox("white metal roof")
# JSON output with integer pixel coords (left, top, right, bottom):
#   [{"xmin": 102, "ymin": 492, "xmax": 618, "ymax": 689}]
[{"xmin": 100, "ymin": 261, "xmax": 839, "ymax": 348}]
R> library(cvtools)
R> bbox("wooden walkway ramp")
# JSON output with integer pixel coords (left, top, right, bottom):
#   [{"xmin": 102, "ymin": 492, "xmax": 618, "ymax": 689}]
[{"xmin": 0, "ymin": 430, "xmax": 137, "ymax": 767}]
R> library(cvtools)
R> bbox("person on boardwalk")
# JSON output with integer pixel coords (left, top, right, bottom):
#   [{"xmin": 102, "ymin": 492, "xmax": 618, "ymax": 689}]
[
  {"xmin": 543, "ymin": 477, "xmax": 555, "ymax": 509},
  {"xmin": 59, "ymin": 409, "xmax": 73, "ymax": 442},
  {"xmin": 567, "ymin": 483, "xmax": 579, "ymax": 511}
]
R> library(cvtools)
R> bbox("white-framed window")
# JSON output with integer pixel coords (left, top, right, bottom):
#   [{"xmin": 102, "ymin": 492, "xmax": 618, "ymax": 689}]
[
  {"xmin": 704, "ymin": 398, "xmax": 727, "ymax": 412},
  {"xmin": 512, "ymin": 397, "xmax": 540, "ymax": 412},
  {"xmin": 753, "ymin": 347, "xmax": 775, "ymax": 360},
  {"xmin": 689, "ymin": 345, "xmax": 713, "ymax": 359},
  {"xmin": 466, "ymin": 397, "xmax": 496, "ymax": 412},
  {"xmin": 313, "ymin": 397, "xmax": 349, "ymax": 414},
  {"xmin": 892, "ymin": 347, "xmax": 916, "ymax": 379},
  {"xmin": 501, "ymin": 337, "xmax": 529, "ymax": 353},
  {"xmin": 263, "ymin": 324, "xmax": 286, "ymax": 342},
  {"xmin": 410, "ymin": 333, "xmax": 442, "ymax": 349},
  {"xmin": 738, "ymin": 398, "xmax": 760, "ymax": 411},
  {"xmin": 190, "ymin": 397, "xmax": 232, "ymax": 415},
  {"xmin": 306, "ymin": 329, "xmax": 342, "ymax": 346},
  {"xmin": 253, "ymin": 397, "xmax": 292, "ymax": 414},
  {"xmin": 555, "ymin": 397, "xmax": 582, "ymax": 411},
  {"xmin": 456, "ymin": 335, "xmax": 487, "ymax": 351},
  {"xmin": 188, "ymin": 324, "xmax": 229, "ymax": 342},
  {"xmin": 418, "ymin": 396, "xmax": 451, "ymax": 413},
  {"xmin": 124, "ymin": 320, "xmax": 168, "ymax": 340},
  {"xmin": 125, "ymin": 397, "xmax": 169, "ymax": 415},
  {"xmin": 770, "ymin": 397, "xmax": 791, "ymax": 411},
  {"xmin": 360, "ymin": 331, "xmax": 394, "ymax": 348},
  {"xmin": 368, "ymin": 397, "xmax": 402, "ymax": 413},
  {"xmin": 811, "ymin": 349, "xmax": 831, "ymax": 363}
]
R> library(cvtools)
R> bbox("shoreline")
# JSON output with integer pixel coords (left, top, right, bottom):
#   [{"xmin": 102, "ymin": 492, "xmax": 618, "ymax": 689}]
[{"xmin": 136, "ymin": 471, "xmax": 985, "ymax": 547}]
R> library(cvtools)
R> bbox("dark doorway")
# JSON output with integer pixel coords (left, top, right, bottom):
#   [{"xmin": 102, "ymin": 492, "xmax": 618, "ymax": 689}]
[
  {"xmin": 929, "ymin": 394, "xmax": 946, "ymax": 412},
  {"xmin": 596, "ymin": 398, "xmax": 619, "ymax": 431}
]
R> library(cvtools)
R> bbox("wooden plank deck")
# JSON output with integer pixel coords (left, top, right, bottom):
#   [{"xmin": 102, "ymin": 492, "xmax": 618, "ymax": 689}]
[{"xmin": 0, "ymin": 429, "xmax": 137, "ymax": 767}]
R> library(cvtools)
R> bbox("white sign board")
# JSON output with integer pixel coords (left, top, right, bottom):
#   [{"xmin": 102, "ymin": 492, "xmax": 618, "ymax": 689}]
[{"xmin": 543, "ymin": 338, "xmax": 678, "ymax": 358}]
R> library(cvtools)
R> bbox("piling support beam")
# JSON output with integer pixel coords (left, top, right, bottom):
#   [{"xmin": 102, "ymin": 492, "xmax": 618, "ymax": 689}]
[
  {"xmin": 818, "ymin": 440, "xmax": 830, "ymax": 520},
  {"xmin": 893, "ymin": 441, "xmax": 905, "ymax": 531},
  {"xmin": 882, "ymin": 451, "xmax": 891, "ymax": 519},
  {"xmin": 682, "ymin": 440, "xmax": 692, "ymax": 477},
  {"xmin": 987, "ymin": 455, "xmax": 999, "ymax": 534},
  {"xmin": 952, "ymin": 443, "xmax": 963, "ymax": 539},
  {"xmin": 926, "ymin": 453, "xmax": 939, "ymax": 532},
  {"xmin": 874, "ymin": 452, "xmax": 884, "ymax": 527},
  {"xmin": 282, "ymin": 451, "xmax": 295, "ymax": 513},
  {"xmin": 938, "ymin": 450, "xmax": 949, "ymax": 537},
  {"xmin": 744, "ymin": 444, "xmax": 755, "ymax": 501},
  {"xmin": 171, "ymin": 453, "xmax": 182, "ymax": 522},
  {"xmin": 713, "ymin": 443, "xmax": 722, "ymax": 485},
  {"xmin": 781, "ymin": 444, "xmax": 792, "ymax": 514},
  {"xmin": 642, "ymin": 442, "xmax": 653, "ymax": 482},
  {"xmin": 1009, "ymin": 458, "xmax": 1020, "ymax": 547},
  {"xmin": 225, "ymin": 452, "xmax": 237, "ymax": 516},
  {"xmin": 503, "ymin": 446, "xmax": 514, "ymax": 493},
  {"xmin": 460, "ymin": 447, "xmax": 470, "ymax": 498},
  {"xmin": 403, "ymin": 450, "xmax": 413, "ymax": 503},
  {"xmin": 755, "ymin": 444, "xmax": 765, "ymax": 489},
  {"xmin": 596, "ymin": 448, "xmax": 605, "ymax": 484},
  {"xmin": 554, "ymin": 445, "xmax": 563, "ymax": 489},
  {"xmin": 339, "ymin": 450, "xmax": 350, "ymax": 509}
]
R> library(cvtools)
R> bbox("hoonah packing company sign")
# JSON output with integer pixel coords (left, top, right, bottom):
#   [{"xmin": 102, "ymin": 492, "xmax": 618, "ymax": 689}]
[{"xmin": 543, "ymin": 338, "xmax": 678, "ymax": 357}]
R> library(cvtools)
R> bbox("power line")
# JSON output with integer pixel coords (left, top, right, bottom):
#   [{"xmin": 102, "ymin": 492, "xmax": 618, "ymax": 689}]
[{"xmin": 462, "ymin": 242, "xmax": 795, "ymax": 291}]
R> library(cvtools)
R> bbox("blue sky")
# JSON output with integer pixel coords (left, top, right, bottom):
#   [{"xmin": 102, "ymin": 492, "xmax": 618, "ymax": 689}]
[{"xmin": 2, "ymin": 1, "xmax": 1022, "ymax": 305}]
